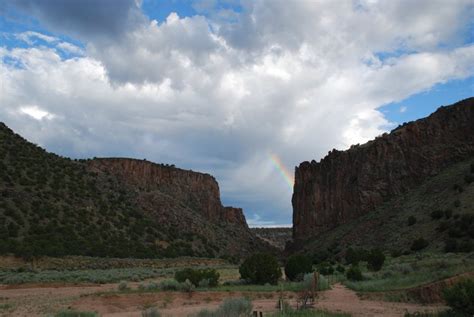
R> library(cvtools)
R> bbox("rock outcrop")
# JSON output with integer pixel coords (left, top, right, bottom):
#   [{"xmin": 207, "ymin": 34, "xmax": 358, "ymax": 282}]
[
  {"xmin": 85, "ymin": 158, "xmax": 267, "ymax": 257},
  {"xmin": 292, "ymin": 97, "xmax": 474, "ymax": 241},
  {"xmin": 251, "ymin": 227, "xmax": 293, "ymax": 250},
  {"xmin": 88, "ymin": 158, "xmax": 247, "ymax": 227}
]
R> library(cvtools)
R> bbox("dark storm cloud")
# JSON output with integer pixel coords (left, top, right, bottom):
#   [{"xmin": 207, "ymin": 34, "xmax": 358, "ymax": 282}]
[{"xmin": 7, "ymin": 0, "xmax": 145, "ymax": 41}]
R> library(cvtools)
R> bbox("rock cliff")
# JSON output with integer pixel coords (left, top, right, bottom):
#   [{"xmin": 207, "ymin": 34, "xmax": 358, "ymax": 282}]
[
  {"xmin": 292, "ymin": 97, "xmax": 474, "ymax": 241},
  {"xmin": 251, "ymin": 227, "xmax": 292, "ymax": 250},
  {"xmin": 88, "ymin": 158, "xmax": 247, "ymax": 227}
]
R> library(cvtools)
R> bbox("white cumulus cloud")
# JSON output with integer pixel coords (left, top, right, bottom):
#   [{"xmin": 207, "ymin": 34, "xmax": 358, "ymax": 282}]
[{"xmin": 1, "ymin": 0, "xmax": 473, "ymax": 225}]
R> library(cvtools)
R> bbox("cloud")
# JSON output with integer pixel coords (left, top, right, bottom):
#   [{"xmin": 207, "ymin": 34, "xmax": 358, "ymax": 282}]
[
  {"xmin": 56, "ymin": 42, "xmax": 84, "ymax": 55},
  {"xmin": 247, "ymin": 213, "xmax": 291, "ymax": 228},
  {"xmin": 16, "ymin": 31, "xmax": 58, "ymax": 45},
  {"xmin": 19, "ymin": 105, "xmax": 56, "ymax": 120},
  {"xmin": 1, "ymin": 0, "xmax": 473, "ymax": 225},
  {"xmin": 7, "ymin": 0, "xmax": 145, "ymax": 41}
]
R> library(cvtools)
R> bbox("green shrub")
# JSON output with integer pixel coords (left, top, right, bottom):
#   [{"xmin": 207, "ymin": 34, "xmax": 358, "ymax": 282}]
[
  {"xmin": 142, "ymin": 307, "xmax": 161, "ymax": 317},
  {"xmin": 444, "ymin": 239, "xmax": 458, "ymax": 253},
  {"xmin": 345, "ymin": 247, "xmax": 369, "ymax": 265},
  {"xmin": 222, "ymin": 279, "xmax": 248, "ymax": 286},
  {"xmin": 346, "ymin": 265, "xmax": 363, "ymax": 281},
  {"xmin": 54, "ymin": 311, "xmax": 98, "ymax": 317},
  {"xmin": 217, "ymin": 298, "xmax": 253, "ymax": 317},
  {"xmin": 464, "ymin": 174, "xmax": 473, "ymax": 184},
  {"xmin": 408, "ymin": 216, "xmax": 417, "ymax": 226},
  {"xmin": 239, "ymin": 253, "xmax": 282, "ymax": 285},
  {"xmin": 453, "ymin": 184, "xmax": 463, "ymax": 192},
  {"xmin": 284, "ymin": 255, "xmax": 313, "ymax": 281},
  {"xmin": 159, "ymin": 279, "xmax": 181, "ymax": 291},
  {"xmin": 411, "ymin": 238, "xmax": 429, "ymax": 251},
  {"xmin": 158, "ymin": 279, "xmax": 195, "ymax": 292},
  {"xmin": 454, "ymin": 200, "xmax": 461, "ymax": 208},
  {"xmin": 317, "ymin": 262, "xmax": 334, "ymax": 275},
  {"xmin": 179, "ymin": 279, "xmax": 195, "ymax": 293},
  {"xmin": 345, "ymin": 248, "xmax": 360, "ymax": 265},
  {"xmin": 198, "ymin": 279, "xmax": 210, "ymax": 288},
  {"xmin": 366, "ymin": 249, "xmax": 385, "ymax": 271},
  {"xmin": 118, "ymin": 281, "xmax": 129, "ymax": 291},
  {"xmin": 443, "ymin": 279, "xmax": 474, "ymax": 315},
  {"xmin": 270, "ymin": 310, "xmax": 350, "ymax": 317},
  {"xmin": 194, "ymin": 297, "xmax": 252, "ymax": 317},
  {"xmin": 437, "ymin": 221, "xmax": 450, "ymax": 232},
  {"xmin": 458, "ymin": 241, "xmax": 473, "ymax": 253},
  {"xmin": 312, "ymin": 250, "xmax": 330, "ymax": 264},
  {"xmin": 175, "ymin": 268, "xmax": 219, "ymax": 287},
  {"xmin": 390, "ymin": 249, "xmax": 402, "ymax": 258},
  {"xmin": 194, "ymin": 309, "xmax": 215, "ymax": 317},
  {"xmin": 301, "ymin": 273, "xmax": 330, "ymax": 291},
  {"xmin": 140, "ymin": 281, "xmax": 159, "ymax": 291},
  {"xmin": 431, "ymin": 210, "xmax": 444, "ymax": 220},
  {"xmin": 336, "ymin": 265, "xmax": 345, "ymax": 273}
]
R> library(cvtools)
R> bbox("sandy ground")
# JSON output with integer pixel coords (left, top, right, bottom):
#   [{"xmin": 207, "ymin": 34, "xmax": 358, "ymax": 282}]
[
  {"xmin": 0, "ymin": 282, "xmax": 447, "ymax": 317},
  {"xmin": 316, "ymin": 283, "xmax": 446, "ymax": 317}
]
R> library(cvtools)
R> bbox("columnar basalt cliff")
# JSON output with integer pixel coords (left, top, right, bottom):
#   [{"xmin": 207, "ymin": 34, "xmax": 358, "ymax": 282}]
[
  {"xmin": 292, "ymin": 97, "xmax": 474, "ymax": 241},
  {"xmin": 88, "ymin": 158, "xmax": 247, "ymax": 227}
]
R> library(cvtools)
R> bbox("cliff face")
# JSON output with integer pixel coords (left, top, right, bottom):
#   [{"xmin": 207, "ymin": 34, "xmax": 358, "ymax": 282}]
[
  {"xmin": 88, "ymin": 158, "xmax": 248, "ymax": 227},
  {"xmin": 251, "ymin": 227, "xmax": 293, "ymax": 250},
  {"xmin": 292, "ymin": 97, "xmax": 474, "ymax": 241}
]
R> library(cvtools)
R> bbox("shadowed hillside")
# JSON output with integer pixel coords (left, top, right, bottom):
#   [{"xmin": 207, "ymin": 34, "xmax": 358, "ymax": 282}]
[
  {"xmin": 291, "ymin": 157, "xmax": 474, "ymax": 257},
  {"xmin": 290, "ymin": 97, "xmax": 474, "ymax": 257},
  {"xmin": 0, "ymin": 123, "xmax": 269, "ymax": 259}
]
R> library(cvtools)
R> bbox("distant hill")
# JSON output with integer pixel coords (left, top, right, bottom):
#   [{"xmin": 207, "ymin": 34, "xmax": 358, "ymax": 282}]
[
  {"xmin": 251, "ymin": 227, "xmax": 292, "ymax": 250},
  {"xmin": 0, "ymin": 123, "xmax": 268, "ymax": 259},
  {"xmin": 290, "ymin": 97, "xmax": 474, "ymax": 257}
]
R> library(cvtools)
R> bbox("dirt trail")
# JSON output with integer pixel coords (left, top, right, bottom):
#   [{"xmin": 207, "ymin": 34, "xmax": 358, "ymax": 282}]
[
  {"xmin": 315, "ymin": 283, "xmax": 446, "ymax": 317},
  {"xmin": 0, "ymin": 282, "xmax": 447, "ymax": 317}
]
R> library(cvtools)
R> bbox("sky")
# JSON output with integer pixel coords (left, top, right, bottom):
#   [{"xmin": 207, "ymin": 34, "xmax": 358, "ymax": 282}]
[{"xmin": 0, "ymin": 0, "xmax": 473, "ymax": 227}]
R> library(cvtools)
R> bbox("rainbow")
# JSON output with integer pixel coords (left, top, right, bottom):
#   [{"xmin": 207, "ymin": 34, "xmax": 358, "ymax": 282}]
[{"xmin": 269, "ymin": 153, "xmax": 295, "ymax": 190}]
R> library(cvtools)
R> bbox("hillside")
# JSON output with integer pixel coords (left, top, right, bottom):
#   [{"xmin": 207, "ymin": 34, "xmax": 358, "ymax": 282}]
[
  {"xmin": 290, "ymin": 97, "xmax": 474, "ymax": 257},
  {"xmin": 293, "ymin": 97, "xmax": 474, "ymax": 241},
  {"xmin": 0, "ymin": 123, "xmax": 267, "ymax": 259},
  {"xmin": 290, "ymin": 157, "xmax": 474, "ymax": 257}
]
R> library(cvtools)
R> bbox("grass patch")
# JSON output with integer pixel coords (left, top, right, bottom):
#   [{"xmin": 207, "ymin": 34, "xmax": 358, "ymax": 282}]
[
  {"xmin": 344, "ymin": 253, "xmax": 474, "ymax": 292},
  {"xmin": 0, "ymin": 267, "xmax": 175, "ymax": 284},
  {"xmin": 0, "ymin": 264, "xmax": 238, "ymax": 285},
  {"xmin": 54, "ymin": 311, "xmax": 98, "ymax": 317},
  {"xmin": 0, "ymin": 303, "xmax": 14, "ymax": 311},
  {"xmin": 212, "ymin": 274, "xmax": 330, "ymax": 293},
  {"xmin": 191, "ymin": 297, "xmax": 252, "ymax": 317},
  {"xmin": 269, "ymin": 309, "xmax": 351, "ymax": 316}
]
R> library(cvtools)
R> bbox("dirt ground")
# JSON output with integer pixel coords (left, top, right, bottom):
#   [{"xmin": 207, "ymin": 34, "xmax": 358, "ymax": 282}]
[{"xmin": 0, "ymin": 282, "xmax": 447, "ymax": 317}]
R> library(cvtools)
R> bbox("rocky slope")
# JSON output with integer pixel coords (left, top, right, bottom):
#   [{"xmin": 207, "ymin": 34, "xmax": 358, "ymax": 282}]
[
  {"xmin": 251, "ymin": 227, "xmax": 292, "ymax": 250},
  {"xmin": 292, "ymin": 97, "xmax": 474, "ymax": 241},
  {"xmin": 0, "ymin": 122, "xmax": 266, "ymax": 258}
]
